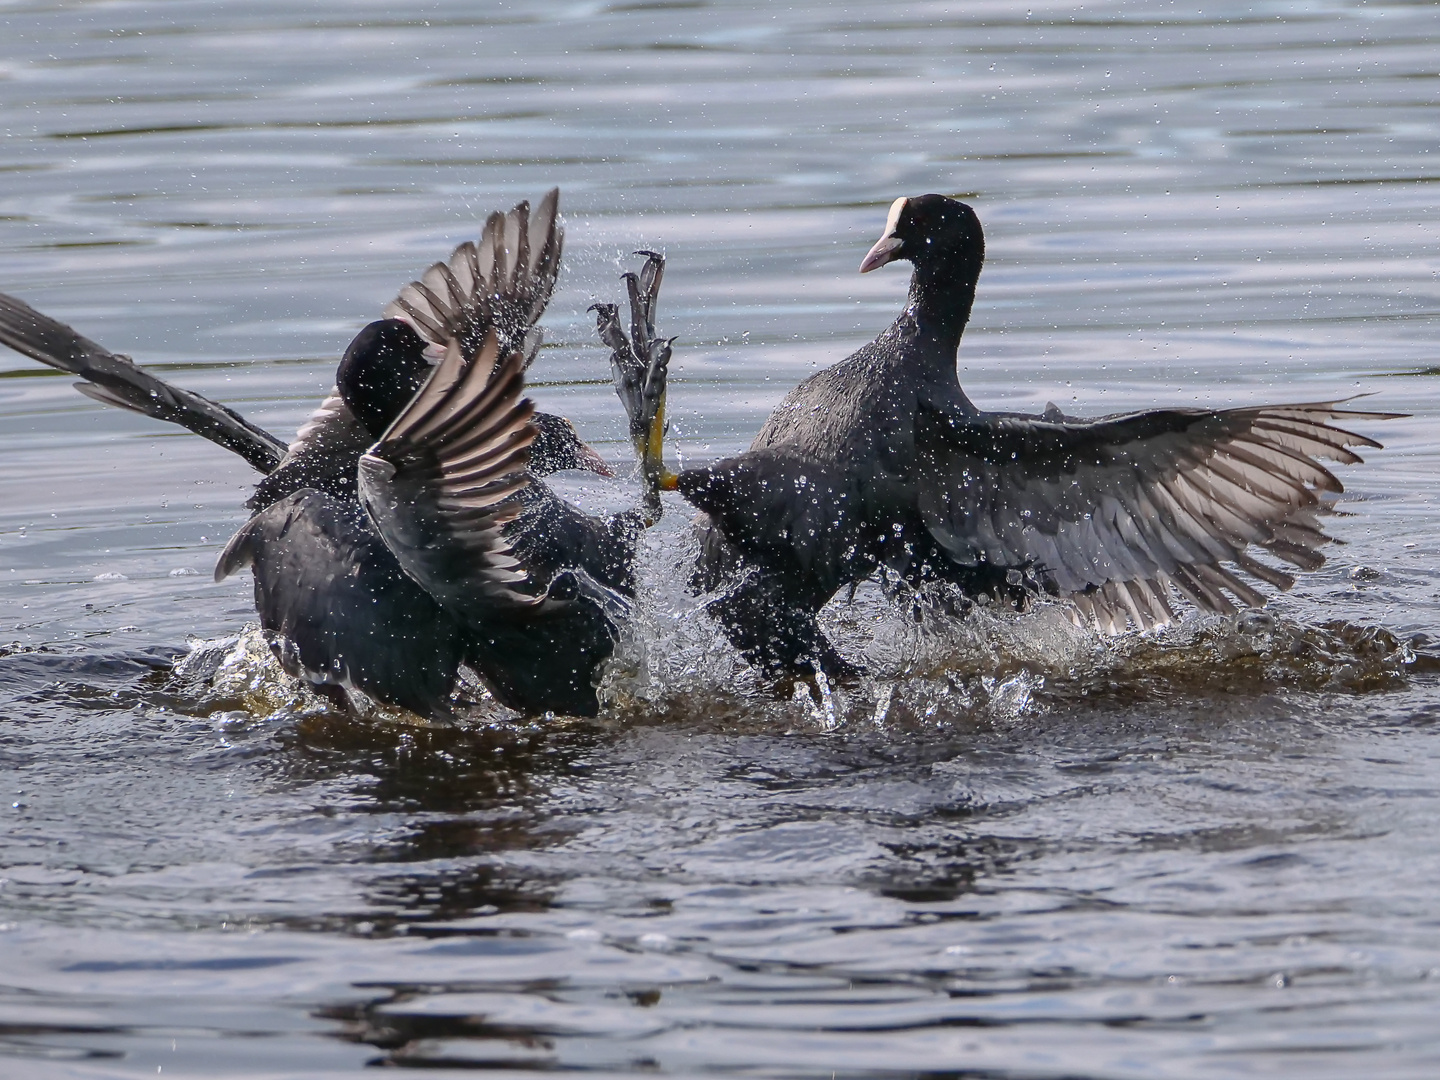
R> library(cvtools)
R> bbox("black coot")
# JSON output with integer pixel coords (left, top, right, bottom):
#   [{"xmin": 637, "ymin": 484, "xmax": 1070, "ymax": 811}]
[
  {"xmin": 599, "ymin": 195, "xmax": 1398, "ymax": 678},
  {"xmin": 0, "ymin": 191, "xmax": 657, "ymax": 717}
]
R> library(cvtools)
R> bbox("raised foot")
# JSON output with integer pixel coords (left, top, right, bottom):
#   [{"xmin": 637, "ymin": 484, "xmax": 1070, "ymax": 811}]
[{"xmin": 591, "ymin": 250, "xmax": 674, "ymax": 519}]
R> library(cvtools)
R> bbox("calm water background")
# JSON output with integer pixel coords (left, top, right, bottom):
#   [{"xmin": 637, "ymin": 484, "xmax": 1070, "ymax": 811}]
[{"xmin": 2, "ymin": 1, "xmax": 1439, "ymax": 1076}]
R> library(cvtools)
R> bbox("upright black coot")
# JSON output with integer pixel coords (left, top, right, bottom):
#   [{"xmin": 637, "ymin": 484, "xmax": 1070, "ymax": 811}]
[
  {"xmin": 599, "ymin": 194, "xmax": 1397, "ymax": 678},
  {"xmin": 0, "ymin": 190, "xmax": 660, "ymax": 717}
]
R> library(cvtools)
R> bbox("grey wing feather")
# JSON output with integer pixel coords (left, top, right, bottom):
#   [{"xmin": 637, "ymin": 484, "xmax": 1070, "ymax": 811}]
[
  {"xmin": 917, "ymin": 401, "xmax": 1400, "ymax": 631},
  {"xmin": 384, "ymin": 188, "xmax": 562, "ymax": 371},
  {"xmin": 247, "ymin": 389, "xmax": 377, "ymax": 510},
  {"xmin": 357, "ymin": 328, "xmax": 540, "ymax": 615},
  {"xmin": 0, "ymin": 291, "xmax": 288, "ymax": 474}
]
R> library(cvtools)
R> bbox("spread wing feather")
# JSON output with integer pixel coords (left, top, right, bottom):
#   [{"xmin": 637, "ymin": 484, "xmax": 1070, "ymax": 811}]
[
  {"xmin": 0, "ymin": 291, "xmax": 288, "ymax": 474},
  {"xmin": 248, "ymin": 388, "xmax": 377, "ymax": 510},
  {"xmin": 917, "ymin": 402, "xmax": 1398, "ymax": 631},
  {"xmin": 383, "ymin": 188, "xmax": 562, "ymax": 371},
  {"xmin": 357, "ymin": 328, "xmax": 540, "ymax": 615}
]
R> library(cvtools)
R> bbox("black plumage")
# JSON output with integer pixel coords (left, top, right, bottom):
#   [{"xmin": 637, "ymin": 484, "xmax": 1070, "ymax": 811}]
[
  {"xmin": 0, "ymin": 190, "xmax": 654, "ymax": 718},
  {"xmin": 607, "ymin": 194, "xmax": 1398, "ymax": 677}
]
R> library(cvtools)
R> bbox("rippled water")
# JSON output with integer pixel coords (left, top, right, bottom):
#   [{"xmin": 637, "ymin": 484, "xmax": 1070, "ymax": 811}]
[{"xmin": 2, "ymin": 1, "xmax": 1440, "ymax": 1076}]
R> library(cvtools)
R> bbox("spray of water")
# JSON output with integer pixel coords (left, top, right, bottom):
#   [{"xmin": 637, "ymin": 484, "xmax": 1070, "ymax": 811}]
[{"xmin": 172, "ymin": 525, "xmax": 1425, "ymax": 731}]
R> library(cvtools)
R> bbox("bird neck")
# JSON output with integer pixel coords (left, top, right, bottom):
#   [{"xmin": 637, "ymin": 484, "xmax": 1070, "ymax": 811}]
[{"xmin": 895, "ymin": 261, "xmax": 978, "ymax": 370}]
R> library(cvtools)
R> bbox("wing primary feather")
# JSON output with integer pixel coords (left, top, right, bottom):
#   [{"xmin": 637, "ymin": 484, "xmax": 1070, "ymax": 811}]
[
  {"xmin": 1198, "ymin": 562, "xmax": 1266, "ymax": 609},
  {"xmin": 392, "ymin": 296, "xmax": 447, "ymax": 342},
  {"xmin": 359, "ymin": 334, "xmax": 542, "ymax": 614},
  {"xmin": 1234, "ymin": 551, "xmax": 1296, "ymax": 591},
  {"xmin": 1222, "ymin": 436, "xmax": 1337, "ymax": 495},
  {"xmin": 382, "ymin": 192, "xmax": 564, "ymax": 372},
  {"xmin": 919, "ymin": 389, "xmax": 1393, "ymax": 625},
  {"xmin": 512, "ymin": 200, "xmax": 532, "ymax": 293},
  {"xmin": 1261, "ymin": 538, "xmax": 1327, "ymax": 572},
  {"xmin": 0, "ymin": 291, "xmax": 288, "ymax": 474}
]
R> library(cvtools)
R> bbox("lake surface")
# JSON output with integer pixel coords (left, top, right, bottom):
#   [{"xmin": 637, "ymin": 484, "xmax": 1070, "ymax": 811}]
[{"xmin": 2, "ymin": 1, "xmax": 1440, "ymax": 1076}]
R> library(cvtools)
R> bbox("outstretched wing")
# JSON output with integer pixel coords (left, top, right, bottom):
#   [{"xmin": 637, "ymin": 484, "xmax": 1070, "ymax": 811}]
[
  {"xmin": 356, "ymin": 328, "xmax": 540, "ymax": 615},
  {"xmin": 0, "ymin": 291, "xmax": 288, "ymax": 474},
  {"xmin": 247, "ymin": 388, "xmax": 378, "ymax": 510},
  {"xmin": 916, "ymin": 401, "xmax": 1398, "ymax": 632},
  {"xmin": 384, "ymin": 188, "xmax": 562, "ymax": 371}
]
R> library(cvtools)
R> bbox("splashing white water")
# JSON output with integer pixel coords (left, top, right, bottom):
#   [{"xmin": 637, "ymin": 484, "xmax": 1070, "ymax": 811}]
[{"xmin": 167, "ymin": 523, "xmax": 1420, "ymax": 731}]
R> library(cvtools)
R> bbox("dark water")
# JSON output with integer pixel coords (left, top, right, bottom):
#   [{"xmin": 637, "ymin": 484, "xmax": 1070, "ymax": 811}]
[{"xmin": 3, "ymin": 1, "xmax": 1440, "ymax": 1076}]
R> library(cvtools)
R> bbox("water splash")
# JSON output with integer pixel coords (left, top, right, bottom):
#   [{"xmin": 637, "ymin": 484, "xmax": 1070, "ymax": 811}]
[
  {"xmin": 166, "ymin": 531, "xmax": 1423, "ymax": 733},
  {"xmin": 172, "ymin": 627, "xmax": 332, "ymax": 719},
  {"xmin": 593, "ymin": 530, "xmax": 1424, "ymax": 732}
]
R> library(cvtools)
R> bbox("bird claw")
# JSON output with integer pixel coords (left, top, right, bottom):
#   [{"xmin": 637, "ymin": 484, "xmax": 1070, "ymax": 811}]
[{"xmin": 594, "ymin": 251, "xmax": 673, "ymax": 517}]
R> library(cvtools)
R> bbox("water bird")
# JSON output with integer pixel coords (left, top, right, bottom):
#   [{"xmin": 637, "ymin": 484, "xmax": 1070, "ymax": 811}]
[
  {"xmin": 0, "ymin": 191, "xmax": 662, "ymax": 718},
  {"xmin": 597, "ymin": 194, "xmax": 1399, "ymax": 679}
]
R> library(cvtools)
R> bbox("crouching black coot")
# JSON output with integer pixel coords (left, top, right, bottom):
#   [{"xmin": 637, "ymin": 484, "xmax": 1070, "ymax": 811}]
[{"xmin": 0, "ymin": 190, "xmax": 660, "ymax": 718}]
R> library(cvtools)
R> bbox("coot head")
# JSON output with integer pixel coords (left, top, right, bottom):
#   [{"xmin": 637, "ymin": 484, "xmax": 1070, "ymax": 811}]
[
  {"xmin": 337, "ymin": 319, "xmax": 432, "ymax": 438},
  {"xmin": 529, "ymin": 411, "xmax": 614, "ymax": 477},
  {"xmin": 859, "ymin": 194, "xmax": 984, "ymax": 278},
  {"xmin": 337, "ymin": 319, "xmax": 611, "ymax": 478}
]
